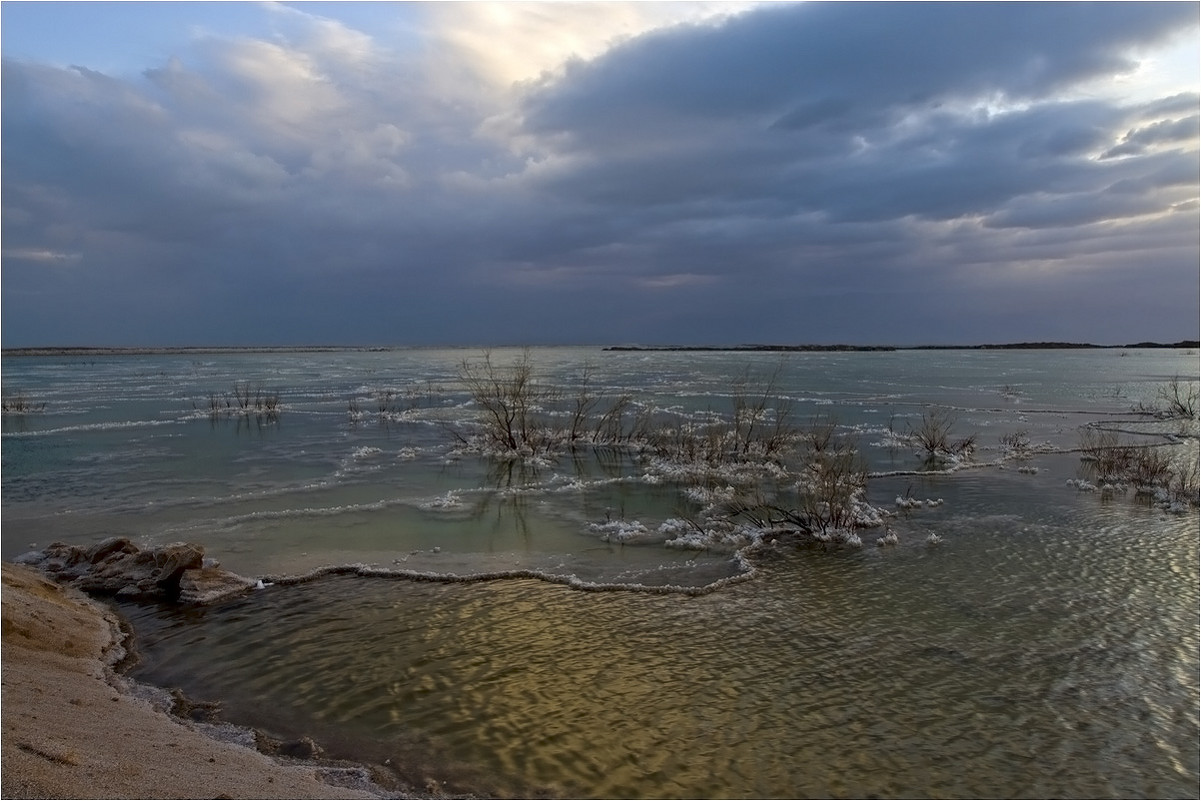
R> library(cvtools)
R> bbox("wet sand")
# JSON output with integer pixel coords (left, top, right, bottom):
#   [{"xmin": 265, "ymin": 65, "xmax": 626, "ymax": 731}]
[{"xmin": 1, "ymin": 563, "xmax": 391, "ymax": 799}]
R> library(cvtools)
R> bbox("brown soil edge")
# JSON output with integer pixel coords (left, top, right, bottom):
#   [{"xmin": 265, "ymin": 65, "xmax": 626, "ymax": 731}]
[{"xmin": 0, "ymin": 563, "xmax": 424, "ymax": 799}]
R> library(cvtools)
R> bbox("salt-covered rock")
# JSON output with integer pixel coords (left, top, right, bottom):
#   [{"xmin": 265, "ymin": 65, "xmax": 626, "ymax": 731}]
[
  {"xmin": 177, "ymin": 567, "xmax": 258, "ymax": 604},
  {"xmin": 15, "ymin": 537, "xmax": 207, "ymax": 600}
]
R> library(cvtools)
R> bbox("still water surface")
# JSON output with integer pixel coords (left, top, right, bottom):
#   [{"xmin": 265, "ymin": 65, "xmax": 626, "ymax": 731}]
[{"xmin": 4, "ymin": 347, "xmax": 1199, "ymax": 797}]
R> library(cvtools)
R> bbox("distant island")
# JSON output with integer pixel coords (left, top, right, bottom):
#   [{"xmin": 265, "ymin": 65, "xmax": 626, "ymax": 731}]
[
  {"xmin": 1, "ymin": 345, "xmax": 388, "ymax": 357},
  {"xmin": 1, "ymin": 341, "xmax": 1197, "ymax": 357},
  {"xmin": 603, "ymin": 341, "xmax": 1200, "ymax": 352}
]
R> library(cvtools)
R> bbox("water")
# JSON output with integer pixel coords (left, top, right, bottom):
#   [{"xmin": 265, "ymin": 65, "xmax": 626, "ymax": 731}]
[{"xmin": 3, "ymin": 347, "xmax": 1198, "ymax": 797}]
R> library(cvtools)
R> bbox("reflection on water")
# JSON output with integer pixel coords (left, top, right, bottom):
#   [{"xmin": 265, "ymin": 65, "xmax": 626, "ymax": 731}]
[{"xmin": 122, "ymin": 494, "xmax": 1199, "ymax": 799}]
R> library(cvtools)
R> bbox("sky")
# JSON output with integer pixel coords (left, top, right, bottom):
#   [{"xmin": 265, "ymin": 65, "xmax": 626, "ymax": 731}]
[{"xmin": 2, "ymin": 1, "xmax": 1198, "ymax": 347}]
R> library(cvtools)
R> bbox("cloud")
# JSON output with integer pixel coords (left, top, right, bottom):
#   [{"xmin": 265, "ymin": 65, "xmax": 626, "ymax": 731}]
[
  {"xmin": 2, "ymin": 248, "xmax": 82, "ymax": 264},
  {"xmin": 1, "ymin": 2, "xmax": 1197, "ymax": 347},
  {"xmin": 1101, "ymin": 113, "xmax": 1200, "ymax": 158}
]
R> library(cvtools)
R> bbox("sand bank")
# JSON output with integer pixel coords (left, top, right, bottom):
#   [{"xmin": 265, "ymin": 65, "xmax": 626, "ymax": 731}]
[{"xmin": 1, "ymin": 563, "xmax": 391, "ymax": 799}]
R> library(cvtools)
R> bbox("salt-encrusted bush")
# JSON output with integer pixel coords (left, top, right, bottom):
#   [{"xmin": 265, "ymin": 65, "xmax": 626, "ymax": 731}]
[
  {"xmin": 1078, "ymin": 428, "xmax": 1135, "ymax": 480},
  {"xmin": 457, "ymin": 352, "xmax": 889, "ymax": 549},
  {"xmin": 1076, "ymin": 426, "xmax": 1198, "ymax": 510},
  {"xmin": 199, "ymin": 382, "xmax": 281, "ymax": 423},
  {"xmin": 456, "ymin": 350, "xmax": 804, "ymax": 470},
  {"xmin": 909, "ymin": 408, "xmax": 976, "ymax": 463},
  {"xmin": 458, "ymin": 349, "xmax": 551, "ymax": 453},
  {"xmin": 1, "ymin": 391, "xmax": 45, "ymax": 414},
  {"xmin": 999, "ymin": 430, "xmax": 1031, "ymax": 457},
  {"xmin": 1137, "ymin": 375, "xmax": 1200, "ymax": 420},
  {"xmin": 704, "ymin": 447, "xmax": 874, "ymax": 542}
]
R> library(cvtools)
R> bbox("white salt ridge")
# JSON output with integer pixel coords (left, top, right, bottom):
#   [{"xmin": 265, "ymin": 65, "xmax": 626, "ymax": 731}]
[
  {"xmin": 663, "ymin": 526, "xmax": 756, "ymax": 552},
  {"xmin": 684, "ymin": 485, "xmax": 738, "ymax": 505},
  {"xmin": 550, "ymin": 475, "xmax": 629, "ymax": 493},
  {"xmin": 1, "ymin": 418, "xmax": 184, "ymax": 438},
  {"xmin": 419, "ymin": 491, "xmax": 462, "ymax": 510},
  {"xmin": 587, "ymin": 519, "xmax": 659, "ymax": 544},
  {"xmin": 869, "ymin": 431, "xmax": 913, "ymax": 450},
  {"xmin": 1135, "ymin": 485, "xmax": 1195, "ymax": 514},
  {"xmin": 895, "ymin": 496, "xmax": 944, "ymax": 509},
  {"xmin": 260, "ymin": 558, "xmax": 760, "ymax": 597}
]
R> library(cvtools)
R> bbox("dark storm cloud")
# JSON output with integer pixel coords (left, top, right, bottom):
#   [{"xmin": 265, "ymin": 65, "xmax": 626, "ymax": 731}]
[
  {"xmin": 521, "ymin": 3, "xmax": 1195, "ymax": 141},
  {"xmin": 499, "ymin": 1, "xmax": 1198, "ymax": 343},
  {"xmin": 2, "ymin": 2, "xmax": 1197, "ymax": 347}
]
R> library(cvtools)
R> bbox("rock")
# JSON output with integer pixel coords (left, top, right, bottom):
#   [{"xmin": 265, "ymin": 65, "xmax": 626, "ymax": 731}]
[
  {"xmin": 87, "ymin": 537, "xmax": 139, "ymax": 564},
  {"xmin": 177, "ymin": 567, "xmax": 257, "ymax": 604},
  {"xmin": 278, "ymin": 737, "xmax": 324, "ymax": 760},
  {"xmin": 15, "ymin": 538, "xmax": 207, "ymax": 600}
]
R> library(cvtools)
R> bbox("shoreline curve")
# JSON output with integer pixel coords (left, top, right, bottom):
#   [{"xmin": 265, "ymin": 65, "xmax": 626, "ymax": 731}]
[{"xmin": 1, "ymin": 563, "xmax": 401, "ymax": 800}]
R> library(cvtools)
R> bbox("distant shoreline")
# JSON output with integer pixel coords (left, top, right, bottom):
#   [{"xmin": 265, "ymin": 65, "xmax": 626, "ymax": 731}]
[
  {"xmin": 2, "ymin": 341, "xmax": 1197, "ymax": 357},
  {"xmin": 604, "ymin": 340, "xmax": 1200, "ymax": 353},
  {"xmin": 1, "ymin": 346, "xmax": 393, "ymax": 357}
]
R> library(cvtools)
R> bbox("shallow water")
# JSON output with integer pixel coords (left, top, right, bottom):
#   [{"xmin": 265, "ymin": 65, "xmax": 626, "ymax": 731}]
[
  {"xmin": 120, "ymin": 493, "xmax": 1198, "ymax": 798},
  {"xmin": 4, "ymin": 347, "xmax": 1199, "ymax": 797}
]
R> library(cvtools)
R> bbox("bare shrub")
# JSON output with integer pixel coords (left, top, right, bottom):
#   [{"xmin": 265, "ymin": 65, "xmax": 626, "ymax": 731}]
[
  {"xmin": 452, "ymin": 352, "xmax": 879, "ymax": 547},
  {"xmin": 730, "ymin": 362, "xmax": 795, "ymax": 459},
  {"xmin": 1131, "ymin": 448, "xmax": 1173, "ymax": 488},
  {"xmin": 1078, "ymin": 428, "xmax": 1134, "ymax": 479},
  {"xmin": 909, "ymin": 409, "xmax": 975, "ymax": 461},
  {"xmin": 999, "ymin": 430, "xmax": 1031, "ymax": 456},
  {"xmin": 1, "ymin": 392, "xmax": 45, "ymax": 414},
  {"xmin": 1077, "ymin": 428, "xmax": 1196, "ymax": 505},
  {"xmin": 1169, "ymin": 460, "xmax": 1200, "ymax": 506},
  {"xmin": 458, "ymin": 349, "xmax": 555, "ymax": 454},
  {"xmin": 1157, "ymin": 375, "xmax": 1199, "ymax": 419},
  {"xmin": 593, "ymin": 394, "xmax": 635, "ymax": 445},
  {"xmin": 375, "ymin": 390, "xmax": 398, "ymax": 415},
  {"xmin": 801, "ymin": 414, "xmax": 840, "ymax": 455},
  {"xmin": 199, "ymin": 383, "xmax": 280, "ymax": 423},
  {"xmin": 788, "ymin": 449, "xmax": 869, "ymax": 534},
  {"xmin": 717, "ymin": 447, "xmax": 868, "ymax": 538},
  {"xmin": 568, "ymin": 365, "xmax": 600, "ymax": 444},
  {"xmin": 1134, "ymin": 375, "xmax": 1200, "ymax": 419}
]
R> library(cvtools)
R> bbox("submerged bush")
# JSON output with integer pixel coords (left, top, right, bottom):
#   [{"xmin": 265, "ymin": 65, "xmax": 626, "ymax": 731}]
[
  {"xmin": 1134, "ymin": 375, "xmax": 1200, "ymax": 420},
  {"xmin": 998, "ymin": 430, "xmax": 1031, "ymax": 457},
  {"xmin": 458, "ymin": 349, "xmax": 558, "ymax": 454},
  {"xmin": 907, "ymin": 409, "xmax": 976, "ymax": 463},
  {"xmin": 348, "ymin": 383, "xmax": 442, "ymax": 424},
  {"xmin": 1076, "ymin": 426, "xmax": 1198, "ymax": 510},
  {"xmin": 455, "ymin": 351, "xmax": 883, "ymax": 546},
  {"xmin": 198, "ymin": 383, "xmax": 281, "ymax": 423},
  {"xmin": 456, "ymin": 350, "xmax": 804, "ymax": 469},
  {"xmin": 1157, "ymin": 375, "xmax": 1199, "ymax": 419},
  {"xmin": 1, "ymin": 392, "xmax": 45, "ymax": 414}
]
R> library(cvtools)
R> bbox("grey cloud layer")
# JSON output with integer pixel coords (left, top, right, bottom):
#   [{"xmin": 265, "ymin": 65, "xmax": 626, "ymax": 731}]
[{"xmin": 2, "ymin": 2, "xmax": 1197, "ymax": 346}]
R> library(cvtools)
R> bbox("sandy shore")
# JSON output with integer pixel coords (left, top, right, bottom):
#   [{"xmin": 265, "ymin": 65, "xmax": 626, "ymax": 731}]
[{"xmin": 1, "ymin": 563, "xmax": 393, "ymax": 799}]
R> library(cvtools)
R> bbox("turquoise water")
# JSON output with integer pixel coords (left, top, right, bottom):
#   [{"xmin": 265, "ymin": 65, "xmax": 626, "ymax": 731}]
[{"xmin": 4, "ymin": 347, "xmax": 1199, "ymax": 797}]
